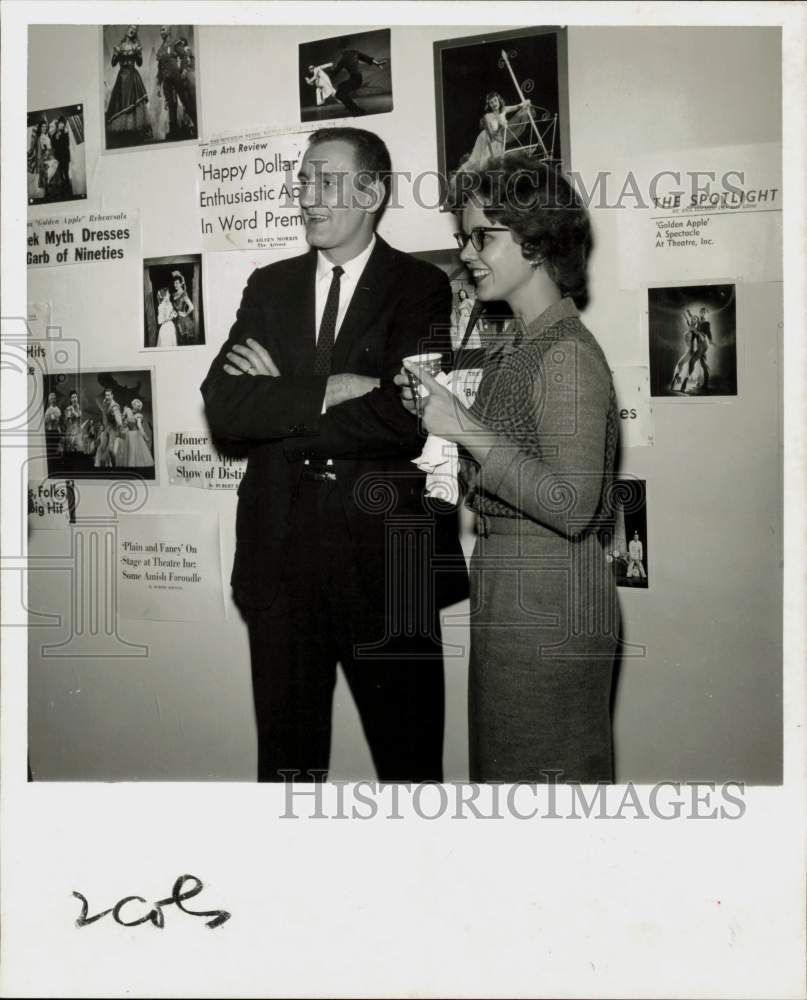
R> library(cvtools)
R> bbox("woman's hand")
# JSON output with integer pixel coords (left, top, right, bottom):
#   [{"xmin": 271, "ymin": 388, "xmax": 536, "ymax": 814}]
[
  {"xmin": 224, "ymin": 338, "xmax": 280, "ymax": 377},
  {"xmin": 396, "ymin": 366, "xmax": 498, "ymax": 461}
]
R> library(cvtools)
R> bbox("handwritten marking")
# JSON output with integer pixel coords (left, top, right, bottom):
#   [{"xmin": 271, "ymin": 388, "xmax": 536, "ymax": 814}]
[{"xmin": 72, "ymin": 874, "xmax": 230, "ymax": 929}]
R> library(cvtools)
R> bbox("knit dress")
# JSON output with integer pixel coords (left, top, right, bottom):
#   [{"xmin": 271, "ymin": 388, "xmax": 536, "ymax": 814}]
[{"xmin": 464, "ymin": 296, "xmax": 621, "ymax": 783}]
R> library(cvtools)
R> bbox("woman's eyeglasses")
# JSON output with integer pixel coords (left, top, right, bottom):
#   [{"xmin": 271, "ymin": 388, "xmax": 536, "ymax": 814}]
[{"xmin": 453, "ymin": 227, "xmax": 510, "ymax": 252}]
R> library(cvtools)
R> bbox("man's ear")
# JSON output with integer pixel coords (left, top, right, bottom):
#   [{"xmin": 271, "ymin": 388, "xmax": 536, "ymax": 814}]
[
  {"xmin": 354, "ymin": 172, "xmax": 385, "ymax": 215},
  {"xmin": 363, "ymin": 177, "xmax": 386, "ymax": 216}
]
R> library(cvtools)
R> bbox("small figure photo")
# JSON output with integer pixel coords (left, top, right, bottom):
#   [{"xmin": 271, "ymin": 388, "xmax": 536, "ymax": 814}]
[
  {"xmin": 298, "ymin": 29, "xmax": 392, "ymax": 122},
  {"xmin": 608, "ymin": 478, "xmax": 649, "ymax": 589},
  {"xmin": 143, "ymin": 254, "xmax": 205, "ymax": 348},
  {"xmin": 648, "ymin": 283, "xmax": 737, "ymax": 398},
  {"xmin": 27, "ymin": 104, "xmax": 87, "ymax": 205}
]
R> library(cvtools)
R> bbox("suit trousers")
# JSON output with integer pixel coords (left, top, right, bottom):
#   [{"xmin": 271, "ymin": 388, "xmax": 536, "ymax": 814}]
[{"xmin": 245, "ymin": 477, "xmax": 445, "ymax": 782}]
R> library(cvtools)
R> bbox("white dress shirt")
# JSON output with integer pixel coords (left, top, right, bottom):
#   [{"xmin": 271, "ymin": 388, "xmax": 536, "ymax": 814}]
[
  {"xmin": 314, "ymin": 234, "xmax": 376, "ymax": 343},
  {"xmin": 310, "ymin": 236, "xmax": 376, "ymax": 456}
]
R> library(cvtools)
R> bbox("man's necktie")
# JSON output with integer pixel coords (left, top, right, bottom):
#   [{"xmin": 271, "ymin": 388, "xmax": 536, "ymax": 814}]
[{"xmin": 313, "ymin": 265, "xmax": 344, "ymax": 376}]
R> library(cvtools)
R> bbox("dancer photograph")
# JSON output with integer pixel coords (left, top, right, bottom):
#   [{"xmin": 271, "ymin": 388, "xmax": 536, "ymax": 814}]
[
  {"xmin": 455, "ymin": 91, "xmax": 535, "ymax": 173},
  {"xmin": 143, "ymin": 254, "xmax": 205, "ymax": 348},
  {"xmin": 298, "ymin": 29, "xmax": 392, "ymax": 121},
  {"xmin": 648, "ymin": 283, "xmax": 737, "ymax": 397},
  {"xmin": 304, "ymin": 63, "xmax": 336, "ymax": 107},
  {"xmin": 102, "ymin": 25, "xmax": 199, "ymax": 150},
  {"xmin": 397, "ymin": 154, "xmax": 620, "ymax": 783},
  {"xmin": 27, "ymin": 104, "xmax": 87, "ymax": 204}
]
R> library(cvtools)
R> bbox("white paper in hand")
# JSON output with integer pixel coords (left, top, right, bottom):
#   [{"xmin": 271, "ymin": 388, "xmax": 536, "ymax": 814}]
[{"xmin": 412, "ymin": 368, "xmax": 484, "ymax": 504}]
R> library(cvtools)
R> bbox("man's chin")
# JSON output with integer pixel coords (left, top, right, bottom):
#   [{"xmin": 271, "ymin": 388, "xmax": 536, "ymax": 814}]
[{"xmin": 304, "ymin": 228, "xmax": 331, "ymax": 248}]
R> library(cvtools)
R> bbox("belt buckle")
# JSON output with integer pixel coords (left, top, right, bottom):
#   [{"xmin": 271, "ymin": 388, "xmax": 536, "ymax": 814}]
[{"xmin": 302, "ymin": 465, "xmax": 336, "ymax": 482}]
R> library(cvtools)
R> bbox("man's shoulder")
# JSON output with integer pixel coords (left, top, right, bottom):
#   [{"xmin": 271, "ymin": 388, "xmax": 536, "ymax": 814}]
[
  {"xmin": 378, "ymin": 241, "xmax": 450, "ymax": 287},
  {"xmin": 248, "ymin": 250, "xmax": 313, "ymax": 285}
]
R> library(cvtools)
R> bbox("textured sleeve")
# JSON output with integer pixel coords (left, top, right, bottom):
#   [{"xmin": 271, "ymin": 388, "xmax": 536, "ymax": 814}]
[{"xmin": 475, "ymin": 329, "xmax": 613, "ymax": 538}]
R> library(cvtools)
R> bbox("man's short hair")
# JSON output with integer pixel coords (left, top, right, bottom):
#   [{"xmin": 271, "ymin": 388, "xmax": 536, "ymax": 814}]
[{"xmin": 307, "ymin": 127, "xmax": 392, "ymax": 207}]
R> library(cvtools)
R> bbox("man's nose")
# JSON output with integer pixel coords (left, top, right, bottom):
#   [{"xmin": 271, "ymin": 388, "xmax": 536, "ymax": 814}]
[{"xmin": 298, "ymin": 183, "xmax": 317, "ymax": 208}]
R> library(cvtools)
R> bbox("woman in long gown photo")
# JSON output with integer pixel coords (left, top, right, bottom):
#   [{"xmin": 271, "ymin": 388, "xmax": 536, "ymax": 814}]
[
  {"xmin": 452, "ymin": 286, "xmax": 476, "ymax": 350},
  {"xmin": 170, "ymin": 271, "xmax": 195, "ymax": 344},
  {"xmin": 156, "ymin": 287, "xmax": 178, "ymax": 347},
  {"xmin": 398, "ymin": 153, "xmax": 620, "ymax": 783},
  {"xmin": 27, "ymin": 120, "xmax": 58, "ymax": 199},
  {"xmin": 106, "ymin": 25, "xmax": 151, "ymax": 146},
  {"xmin": 457, "ymin": 91, "xmax": 532, "ymax": 173},
  {"xmin": 122, "ymin": 398, "xmax": 154, "ymax": 467},
  {"xmin": 63, "ymin": 391, "xmax": 87, "ymax": 454}
]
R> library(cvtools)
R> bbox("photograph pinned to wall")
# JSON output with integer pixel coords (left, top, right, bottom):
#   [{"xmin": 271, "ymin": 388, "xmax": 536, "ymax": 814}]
[
  {"xmin": 412, "ymin": 248, "xmax": 515, "ymax": 364},
  {"xmin": 434, "ymin": 26, "xmax": 568, "ymax": 188},
  {"xmin": 101, "ymin": 25, "xmax": 198, "ymax": 151},
  {"xmin": 412, "ymin": 249, "xmax": 484, "ymax": 353},
  {"xmin": 27, "ymin": 104, "xmax": 87, "ymax": 205},
  {"xmin": 648, "ymin": 282, "xmax": 737, "ymax": 398},
  {"xmin": 143, "ymin": 254, "xmax": 205, "ymax": 348},
  {"xmin": 608, "ymin": 478, "xmax": 649, "ymax": 589},
  {"xmin": 42, "ymin": 369, "xmax": 156, "ymax": 481},
  {"xmin": 298, "ymin": 28, "xmax": 392, "ymax": 121}
]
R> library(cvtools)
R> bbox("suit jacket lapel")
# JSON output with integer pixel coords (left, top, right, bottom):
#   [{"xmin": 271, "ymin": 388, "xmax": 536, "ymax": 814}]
[
  {"xmin": 331, "ymin": 237, "xmax": 395, "ymax": 372},
  {"xmin": 274, "ymin": 249, "xmax": 317, "ymax": 375}
]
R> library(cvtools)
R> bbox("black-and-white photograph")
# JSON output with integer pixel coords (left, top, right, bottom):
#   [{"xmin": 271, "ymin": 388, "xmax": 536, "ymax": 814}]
[
  {"xmin": 101, "ymin": 24, "xmax": 198, "ymax": 150},
  {"xmin": 412, "ymin": 248, "xmax": 485, "ymax": 352},
  {"xmin": 27, "ymin": 103, "xmax": 87, "ymax": 205},
  {"xmin": 42, "ymin": 369, "xmax": 156, "ymax": 480},
  {"xmin": 13, "ymin": 13, "xmax": 796, "ymax": 998},
  {"xmin": 143, "ymin": 253, "xmax": 205, "ymax": 348},
  {"xmin": 608, "ymin": 478, "xmax": 649, "ymax": 589},
  {"xmin": 298, "ymin": 28, "xmax": 392, "ymax": 121},
  {"xmin": 434, "ymin": 26, "xmax": 568, "ymax": 181},
  {"xmin": 648, "ymin": 282, "xmax": 738, "ymax": 397}
]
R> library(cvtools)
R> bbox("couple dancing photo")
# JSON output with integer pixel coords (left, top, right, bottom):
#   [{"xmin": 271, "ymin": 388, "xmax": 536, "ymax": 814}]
[
  {"xmin": 648, "ymin": 282, "xmax": 738, "ymax": 397},
  {"xmin": 299, "ymin": 29, "xmax": 393, "ymax": 121}
]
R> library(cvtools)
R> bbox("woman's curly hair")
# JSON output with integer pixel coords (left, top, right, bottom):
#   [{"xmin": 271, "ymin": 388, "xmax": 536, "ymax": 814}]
[{"xmin": 450, "ymin": 152, "xmax": 593, "ymax": 310}]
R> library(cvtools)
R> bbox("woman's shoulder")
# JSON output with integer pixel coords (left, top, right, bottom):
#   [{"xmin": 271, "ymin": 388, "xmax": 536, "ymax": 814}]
[{"xmin": 516, "ymin": 314, "xmax": 613, "ymax": 388}]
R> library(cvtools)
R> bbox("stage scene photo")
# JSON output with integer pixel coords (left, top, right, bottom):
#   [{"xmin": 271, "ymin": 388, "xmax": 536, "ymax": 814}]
[
  {"xmin": 42, "ymin": 369, "xmax": 156, "ymax": 480},
  {"xmin": 27, "ymin": 103, "xmax": 87, "ymax": 205}
]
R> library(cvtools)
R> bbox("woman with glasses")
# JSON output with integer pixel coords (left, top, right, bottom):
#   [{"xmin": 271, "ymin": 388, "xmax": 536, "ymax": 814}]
[{"xmin": 397, "ymin": 153, "xmax": 620, "ymax": 783}]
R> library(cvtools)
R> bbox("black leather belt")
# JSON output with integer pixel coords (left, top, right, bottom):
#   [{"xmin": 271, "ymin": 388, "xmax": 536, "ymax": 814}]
[{"xmin": 301, "ymin": 463, "xmax": 336, "ymax": 482}]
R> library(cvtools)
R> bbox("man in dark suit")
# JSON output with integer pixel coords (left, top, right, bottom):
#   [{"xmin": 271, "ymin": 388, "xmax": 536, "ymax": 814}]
[
  {"xmin": 156, "ymin": 26, "xmax": 181, "ymax": 139},
  {"xmin": 51, "ymin": 117, "xmax": 72, "ymax": 197},
  {"xmin": 326, "ymin": 49, "xmax": 385, "ymax": 116},
  {"xmin": 201, "ymin": 127, "xmax": 467, "ymax": 783}
]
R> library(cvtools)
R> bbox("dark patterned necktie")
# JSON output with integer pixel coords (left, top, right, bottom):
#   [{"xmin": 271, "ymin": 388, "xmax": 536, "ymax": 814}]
[{"xmin": 313, "ymin": 265, "xmax": 344, "ymax": 376}]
